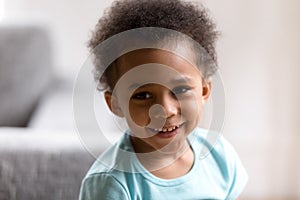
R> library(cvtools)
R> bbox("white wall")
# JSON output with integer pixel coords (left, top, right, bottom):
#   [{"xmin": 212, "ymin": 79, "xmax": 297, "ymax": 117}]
[
  {"xmin": 0, "ymin": 0, "xmax": 5, "ymax": 21},
  {"xmin": 2, "ymin": 0, "xmax": 300, "ymax": 199},
  {"xmin": 204, "ymin": 0, "xmax": 300, "ymax": 198}
]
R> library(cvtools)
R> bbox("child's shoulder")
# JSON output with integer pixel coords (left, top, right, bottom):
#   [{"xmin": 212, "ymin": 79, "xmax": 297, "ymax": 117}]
[
  {"xmin": 80, "ymin": 135, "xmax": 133, "ymax": 199},
  {"xmin": 84, "ymin": 133, "xmax": 134, "ymax": 176},
  {"xmin": 190, "ymin": 127, "xmax": 248, "ymax": 198},
  {"xmin": 190, "ymin": 127, "xmax": 239, "ymax": 160},
  {"xmin": 190, "ymin": 127, "xmax": 245, "ymax": 173}
]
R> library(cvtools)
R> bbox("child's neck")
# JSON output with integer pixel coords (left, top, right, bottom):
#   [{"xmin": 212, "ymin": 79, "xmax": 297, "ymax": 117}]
[
  {"xmin": 130, "ymin": 136, "xmax": 195, "ymax": 179},
  {"xmin": 151, "ymin": 145, "xmax": 194, "ymax": 179}
]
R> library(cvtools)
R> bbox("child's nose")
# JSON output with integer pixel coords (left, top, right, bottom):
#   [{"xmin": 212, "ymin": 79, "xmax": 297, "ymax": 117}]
[{"xmin": 152, "ymin": 94, "xmax": 179, "ymax": 119}]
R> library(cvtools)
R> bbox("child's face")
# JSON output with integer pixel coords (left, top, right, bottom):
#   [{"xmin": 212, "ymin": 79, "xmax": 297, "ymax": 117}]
[{"xmin": 105, "ymin": 49, "xmax": 211, "ymax": 153}]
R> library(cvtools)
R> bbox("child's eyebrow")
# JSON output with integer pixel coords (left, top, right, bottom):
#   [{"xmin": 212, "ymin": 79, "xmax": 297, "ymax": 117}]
[
  {"xmin": 128, "ymin": 76, "xmax": 194, "ymax": 90},
  {"xmin": 170, "ymin": 76, "xmax": 194, "ymax": 84}
]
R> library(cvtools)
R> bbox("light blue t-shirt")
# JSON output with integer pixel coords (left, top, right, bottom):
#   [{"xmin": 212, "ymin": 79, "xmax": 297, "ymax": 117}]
[{"xmin": 79, "ymin": 128, "xmax": 248, "ymax": 200}]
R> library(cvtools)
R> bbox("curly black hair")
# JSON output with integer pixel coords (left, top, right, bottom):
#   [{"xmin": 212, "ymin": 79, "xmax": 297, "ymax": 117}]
[{"xmin": 89, "ymin": 0, "xmax": 219, "ymax": 91}]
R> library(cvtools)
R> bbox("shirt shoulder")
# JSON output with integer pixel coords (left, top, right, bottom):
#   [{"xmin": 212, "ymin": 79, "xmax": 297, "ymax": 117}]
[
  {"xmin": 190, "ymin": 128, "xmax": 248, "ymax": 199},
  {"xmin": 79, "ymin": 172, "xmax": 130, "ymax": 200},
  {"xmin": 79, "ymin": 133, "xmax": 134, "ymax": 200},
  {"xmin": 84, "ymin": 133, "xmax": 134, "ymax": 176}
]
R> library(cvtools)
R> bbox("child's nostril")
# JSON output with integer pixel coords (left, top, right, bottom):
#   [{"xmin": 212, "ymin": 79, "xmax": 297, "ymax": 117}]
[
  {"xmin": 147, "ymin": 104, "xmax": 167, "ymax": 129},
  {"xmin": 149, "ymin": 104, "xmax": 166, "ymax": 119}
]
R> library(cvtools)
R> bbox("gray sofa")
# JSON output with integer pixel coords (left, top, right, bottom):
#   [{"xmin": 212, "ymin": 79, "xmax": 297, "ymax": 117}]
[
  {"xmin": 0, "ymin": 128, "xmax": 96, "ymax": 200},
  {"xmin": 0, "ymin": 25, "xmax": 105, "ymax": 200},
  {"xmin": 0, "ymin": 25, "xmax": 53, "ymax": 127}
]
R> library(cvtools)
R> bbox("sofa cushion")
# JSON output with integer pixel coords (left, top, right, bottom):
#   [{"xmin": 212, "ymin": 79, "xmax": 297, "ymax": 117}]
[{"xmin": 0, "ymin": 25, "xmax": 53, "ymax": 126}]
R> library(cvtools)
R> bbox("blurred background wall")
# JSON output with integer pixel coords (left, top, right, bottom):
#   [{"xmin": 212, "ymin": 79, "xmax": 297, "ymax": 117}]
[
  {"xmin": 1, "ymin": 0, "xmax": 115, "ymax": 78},
  {"xmin": 204, "ymin": 0, "xmax": 300, "ymax": 199},
  {"xmin": 1, "ymin": 0, "xmax": 299, "ymax": 199}
]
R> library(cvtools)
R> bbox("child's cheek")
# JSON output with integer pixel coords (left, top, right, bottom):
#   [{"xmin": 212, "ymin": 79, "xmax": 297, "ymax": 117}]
[
  {"xmin": 179, "ymin": 95, "xmax": 203, "ymax": 130},
  {"xmin": 128, "ymin": 103, "xmax": 152, "ymax": 127}
]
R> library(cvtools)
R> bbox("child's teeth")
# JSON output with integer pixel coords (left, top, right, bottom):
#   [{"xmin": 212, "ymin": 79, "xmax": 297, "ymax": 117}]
[{"xmin": 153, "ymin": 125, "xmax": 180, "ymax": 132}]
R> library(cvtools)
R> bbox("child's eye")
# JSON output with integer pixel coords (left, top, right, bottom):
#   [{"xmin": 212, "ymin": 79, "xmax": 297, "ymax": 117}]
[
  {"xmin": 172, "ymin": 86, "xmax": 191, "ymax": 95},
  {"xmin": 131, "ymin": 92, "xmax": 152, "ymax": 100}
]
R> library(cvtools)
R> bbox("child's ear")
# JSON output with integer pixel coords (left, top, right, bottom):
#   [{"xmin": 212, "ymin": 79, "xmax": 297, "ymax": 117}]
[
  {"xmin": 104, "ymin": 91, "xmax": 124, "ymax": 117},
  {"xmin": 202, "ymin": 79, "xmax": 212, "ymax": 104}
]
